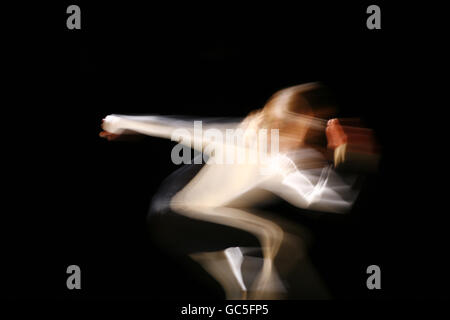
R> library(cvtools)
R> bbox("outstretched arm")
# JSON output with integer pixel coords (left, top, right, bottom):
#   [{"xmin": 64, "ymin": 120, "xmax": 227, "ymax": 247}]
[{"xmin": 99, "ymin": 114, "xmax": 243, "ymax": 153}]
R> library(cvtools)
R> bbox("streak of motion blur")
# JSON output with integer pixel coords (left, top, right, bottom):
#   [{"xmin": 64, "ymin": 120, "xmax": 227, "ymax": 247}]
[{"xmin": 100, "ymin": 83, "xmax": 379, "ymax": 299}]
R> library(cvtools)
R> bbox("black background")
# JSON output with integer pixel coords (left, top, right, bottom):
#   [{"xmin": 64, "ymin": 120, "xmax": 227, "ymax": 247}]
[{"xmin": 3, "ymin": 1, "xmax": 448, "ymax": 302}]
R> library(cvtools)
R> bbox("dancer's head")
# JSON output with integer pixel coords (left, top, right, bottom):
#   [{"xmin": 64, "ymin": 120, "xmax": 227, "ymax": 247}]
[{"xmin": 260, "ymin": 82, "xmax": 337, "ymax": 151}]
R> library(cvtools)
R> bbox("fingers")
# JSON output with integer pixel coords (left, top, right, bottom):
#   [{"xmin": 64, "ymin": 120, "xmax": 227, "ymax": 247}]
[
  {"xmin": 326, "ymin": 119, "xmax": 347, "ymax": 149},
  {"xmin": 326, "ymin": 118, "xmax": 379, "ymax": 154},
  {"xmin": 99, "ymin": 131, "xmax": 119, "ymax": 141},
  {"xmin": 100, "ymin": 118, "xmax": 120, "ymax": 141}
]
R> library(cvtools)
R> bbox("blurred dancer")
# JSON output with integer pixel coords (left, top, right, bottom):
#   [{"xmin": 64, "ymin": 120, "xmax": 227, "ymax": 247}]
[{"xmin": 100, "ymin": 83, "xmax": 379, "ymax": 299}]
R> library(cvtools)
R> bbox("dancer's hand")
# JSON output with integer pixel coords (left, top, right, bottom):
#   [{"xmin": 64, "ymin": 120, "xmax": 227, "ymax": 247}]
[
  {"xmin": 99, "ymin": 130, "xmax": 121, "ymax": 141},
  {"xmin": 326, "ymin": 118, "xmax": 379, "ymax": 169},
  {"xmin": 99, "ymin": 119, "xmax": 122, "ymax": 140},
  {"xmin": 99, "ymin": 119, "xmax": 141, "ymax": 141},
  {"xmin": 326, "ymin": 118, "xmax": 378, "ymax": 153}
]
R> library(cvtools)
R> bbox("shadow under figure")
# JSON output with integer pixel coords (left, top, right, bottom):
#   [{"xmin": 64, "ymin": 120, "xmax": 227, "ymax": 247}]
[{"xmin": 101, "ymin": 83, "xmax": 380, "ymax": 299}]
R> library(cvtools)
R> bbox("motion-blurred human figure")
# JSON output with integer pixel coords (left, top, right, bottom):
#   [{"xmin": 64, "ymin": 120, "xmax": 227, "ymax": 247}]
[{"xmin": 100, "ymin": 83, "xmax": 379, "ymax": 299}]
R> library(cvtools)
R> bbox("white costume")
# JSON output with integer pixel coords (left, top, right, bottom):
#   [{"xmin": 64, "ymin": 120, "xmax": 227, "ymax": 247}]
[{"xmin": 103, "ymin": 114, "xmax": 360, "ymax": 299}]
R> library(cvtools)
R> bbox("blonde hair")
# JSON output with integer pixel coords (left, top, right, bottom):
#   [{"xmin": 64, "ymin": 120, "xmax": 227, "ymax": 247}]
[{"xmin": 243, "ymin": 83, "xmax": 337, "ymax": 151}]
